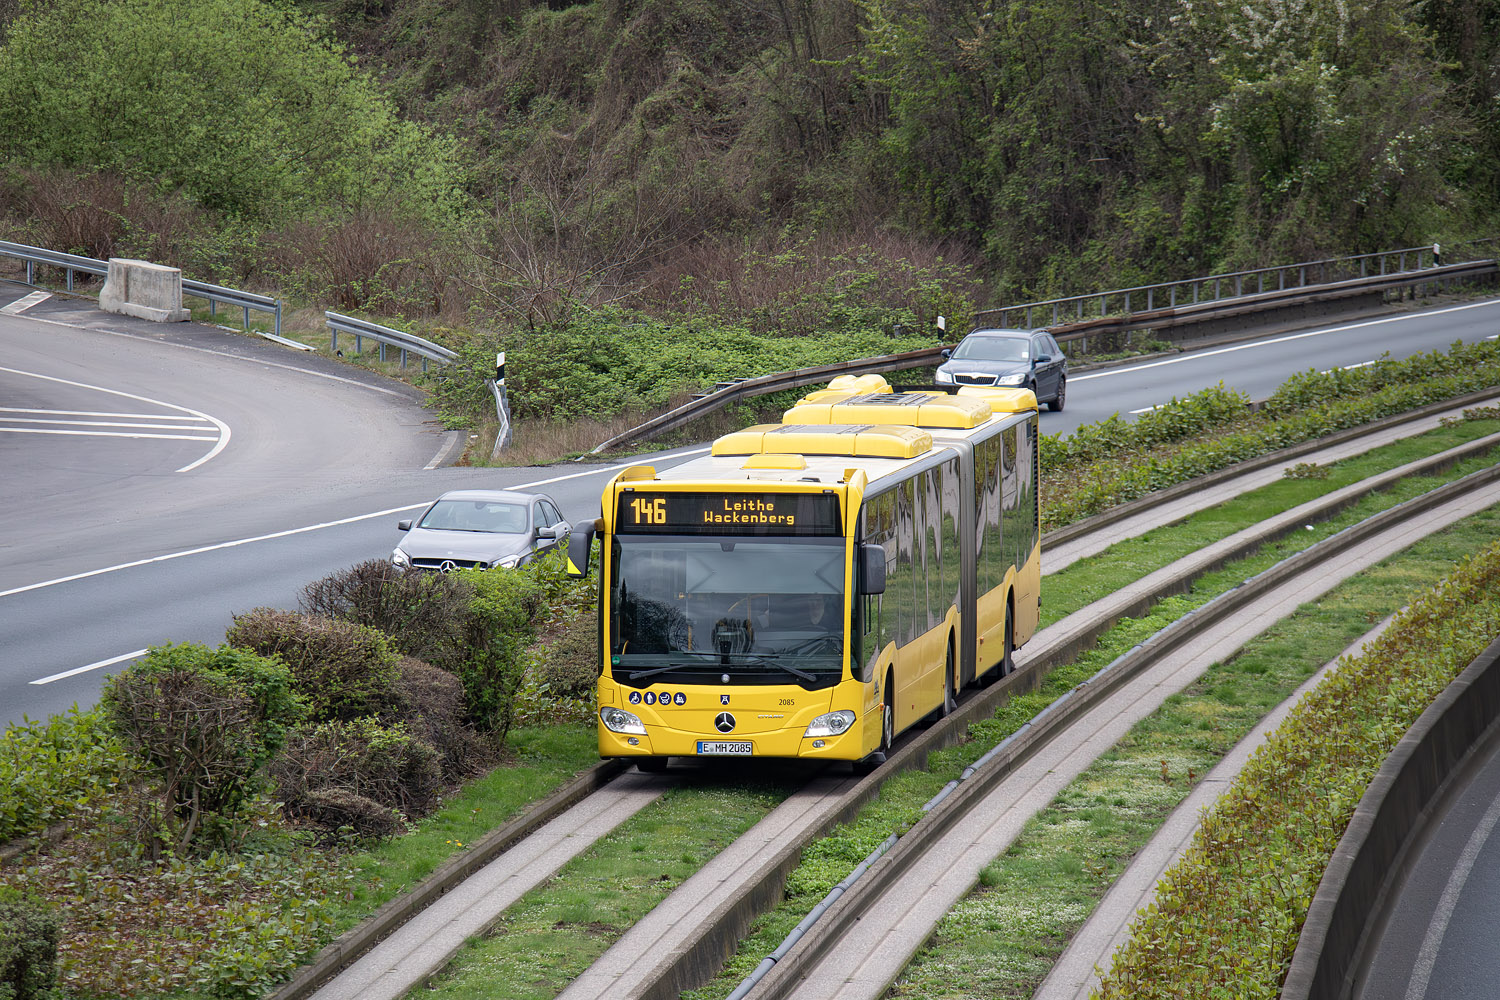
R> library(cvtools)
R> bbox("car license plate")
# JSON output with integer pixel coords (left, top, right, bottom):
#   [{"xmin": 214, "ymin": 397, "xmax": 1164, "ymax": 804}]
[{"xmin": 697, "ymin": 741, "xmax": 753, "ymax": 755}]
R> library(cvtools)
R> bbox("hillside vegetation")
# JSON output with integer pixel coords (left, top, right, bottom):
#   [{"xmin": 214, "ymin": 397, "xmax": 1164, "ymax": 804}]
[{"xmin": 0, "ymin": 0, "xmax": 1496, "ymax": 424}]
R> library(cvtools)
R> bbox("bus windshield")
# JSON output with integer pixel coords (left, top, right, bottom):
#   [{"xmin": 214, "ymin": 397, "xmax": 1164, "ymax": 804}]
[{"xmin": 609, "ymin": 535, "xmax": 846, "ymax": 688}]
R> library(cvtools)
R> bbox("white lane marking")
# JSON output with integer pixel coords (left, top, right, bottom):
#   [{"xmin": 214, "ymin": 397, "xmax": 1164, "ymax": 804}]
[
  {"xmin": 3, "ymin": 417, "xmax": 216, "ymax": 431},
  {"xmin": 1, "ymin": 291, "xmax": 51, "ymax": 314},
  {"xmin": 1070, "ymin": 299, "xmax": 1500, "ymax": 383},
  {"xmin": 1, "ymin": 428, "xmax": 220, "ymax": 441},
  {"xmin": 1404, "ymin": 788, "xmax": 1500, "ymax": 1000},
  {"xmin": 0, "ymin": 406, "xmax": 210, "ymax": 419},
  {"xmin": 17, "ymin": 311, "xmax": 416, "ymax": 399},
  {"xmin": 0, "ymin": 365, "xmax": 229, "ymax": 472},
  {"xmin": 32, "ymin": 649, "xmax": 149, "ymax": 685},
  {"xmin": 1129, "ymin": 404, "xmax": 1165, "ymax": 415},
  {"xmin": 1319, "ymin": 360, "xmax": 1377, "ymax": 374},
  {"xmin": 0, "ymin": 446, "xmax": 714, "ymax": 602}
]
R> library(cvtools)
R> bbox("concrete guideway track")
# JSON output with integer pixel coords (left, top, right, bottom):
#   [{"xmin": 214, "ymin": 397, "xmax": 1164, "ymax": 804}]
[
  {"xmin": 743, "ymin": 467, "xmax": 1500, "ymax": 1000},
  {"xmin": 307, "ymin": 772, "xmax": 670, "ymax": 1000},
  {"xmin": 283, "ymin": 395, "xmax": 1500, "ymax": 1000}
]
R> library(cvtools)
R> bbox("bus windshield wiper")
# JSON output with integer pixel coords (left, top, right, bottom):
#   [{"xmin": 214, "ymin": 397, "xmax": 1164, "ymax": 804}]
[
  {"xmin": 624, "ymin": 656, "xmax": 716, "ymax": 681},
  {"xmin": 725, "ymin": 654, "xmax": 817, "ymax": 682}
]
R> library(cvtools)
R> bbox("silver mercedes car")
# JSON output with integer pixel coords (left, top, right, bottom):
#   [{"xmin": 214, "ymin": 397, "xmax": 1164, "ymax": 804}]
[{"xmin": 392, "ymin": 489, "xmax": 571, "ymax": 572}]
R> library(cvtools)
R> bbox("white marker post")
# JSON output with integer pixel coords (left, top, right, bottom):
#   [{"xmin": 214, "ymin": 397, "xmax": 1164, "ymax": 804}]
[{"xmin": 490, "ymin": 351, "xmax": 513, "ymax": 458}]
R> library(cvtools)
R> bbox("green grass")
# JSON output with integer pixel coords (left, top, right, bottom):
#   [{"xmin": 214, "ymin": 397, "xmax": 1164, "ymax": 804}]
[{"xmin": 683, "ymin": 426, "xmax": 1500, "ymax": 1000}]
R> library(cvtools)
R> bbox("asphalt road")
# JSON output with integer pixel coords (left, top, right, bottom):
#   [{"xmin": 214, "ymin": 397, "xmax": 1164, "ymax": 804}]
[
  {"xmin": 1354, "ymin": 728, "xmax": 1500, "ymax": 1000},
  {"xmin": 3, "ymin": 286, "xmax": 1499, "ymax": 727}
]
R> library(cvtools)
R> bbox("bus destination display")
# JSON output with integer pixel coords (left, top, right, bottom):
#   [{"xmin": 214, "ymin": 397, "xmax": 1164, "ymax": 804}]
[{"xmin": 617, "ymin": 491, "xmax": 841, "ymax": 535}]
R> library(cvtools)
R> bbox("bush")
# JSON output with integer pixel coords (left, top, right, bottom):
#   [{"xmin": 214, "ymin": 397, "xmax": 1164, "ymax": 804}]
[
  {"xmin": 0, "ymin": 708, "xmax": 128, "ymax": 844},
  {"xmin": 393, "ymin": 658, "xmax": 490, "ymax": 782},
  {"xmin": 271, "ymin": 717, "xmax": 442, "ymax": 822},
  {"xmin": 0, "ymin": 889, "xmax": 60, "ymax": 1000},
  {"xmin": 226, "ymin": 608, "xmax": 400, "ymax": 723},
  {"xmin": 300, "ymin": 561, "xmax": 474, "ymax": 675},
  {"xmin": 537, "ymin": 612, "xmax": 600, "ymax": 697},
  {"xmin": 100, "ymin": 643, "xmax": 302, "ymax": 853},
  {"xmin": 458, "ymin": 568, "xmax": 545, "ymax": 741},
  {"xmin": 292, "ymin": 788, "xmax": 402, "ymax": 843}
]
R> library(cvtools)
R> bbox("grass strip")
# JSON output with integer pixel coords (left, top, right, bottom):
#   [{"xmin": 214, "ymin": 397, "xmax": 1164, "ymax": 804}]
[{"xmin": 683, "ymin": 430, "xmax": 1500, "ymax": 1000}]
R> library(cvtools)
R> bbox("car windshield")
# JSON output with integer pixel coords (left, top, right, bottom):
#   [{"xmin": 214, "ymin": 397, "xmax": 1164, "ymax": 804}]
[
  {"xmin": 951, "ymin": 336, "xmax": 1029, "ymax": 362},
  {"xmin": 419, "ymin": 500, "xmax": 528, "ymax": 533},
  {"xmin": 609, "ymin": 535, "xmax": 846, "ymax": 686}
]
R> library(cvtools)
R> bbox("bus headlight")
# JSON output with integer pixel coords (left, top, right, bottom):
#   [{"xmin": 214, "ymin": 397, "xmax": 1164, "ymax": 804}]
[
  {"xmin": 600, "ymin": 706, "xmax": 647, "ymax": 735},
  {"xmin": 804, "ymin": 710, "xmax": 856, "ymax": 738}
]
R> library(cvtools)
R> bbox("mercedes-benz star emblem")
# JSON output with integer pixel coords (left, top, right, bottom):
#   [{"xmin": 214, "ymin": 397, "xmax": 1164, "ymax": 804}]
[
  {"xmin": 439, "ymin": 559, "xmax": 458, "ymax": 573},
  {"xmin": 714, "ymin": 712, "xmax": 736, "ymax": 733}
]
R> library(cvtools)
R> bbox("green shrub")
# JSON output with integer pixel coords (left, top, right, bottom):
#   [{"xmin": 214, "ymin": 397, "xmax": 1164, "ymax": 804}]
[
  {"xmin": 1042, "ymin": 341, "xmax": 1500, "ymax": 528},
  {"xmin": 458, "ymin": 568, "xmax": 545, "ymax": 741},
  {"xmin": 0, "ymin": 888, "xmax": 60, "ymax": 1000},
  {"xmin": 100, "ymin": 643, "xmax": 303, "ymax": 853},
  {"xmin": 0, "ymin": 707, "xmax": 127, "ymax": 844},
  {"xmin": 538, "ymin": 612, "xmax": 601, "ymax": 697},
  {"xmin": 0, "ymin": 0, "xmax": 464, "ymax": 226},
  {"xmin": 226, "ymin": 608, "xmax": 400, "ymax": 722}
]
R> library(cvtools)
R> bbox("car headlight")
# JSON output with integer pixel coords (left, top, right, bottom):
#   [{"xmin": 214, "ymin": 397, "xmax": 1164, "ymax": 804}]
[
  {"xmin": 600, "ymin": 706, "xmax": 646, "ymax": 735},
  {"xmin": 493, "ymin": 553, "xmax": 522, "ymax": 569},
  {"xmin": 996, "ymin": 372, "xmax": 1028, "ymax": 386},
  {"xmin": 804, "ymin": 710, "xmax": 856, "ymax": 738},
  {"xmin": 392, "ymin": 548, "xmax": 411, "ymax": 568},
  {"xmin": 933, "ymin": 369, "xmax": 955, "ymax": 384}
]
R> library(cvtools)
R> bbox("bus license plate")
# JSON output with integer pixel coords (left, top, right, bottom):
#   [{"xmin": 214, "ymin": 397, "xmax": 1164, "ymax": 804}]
[{"xmin": 697, "ymin": 741, "xmax": 753, "ymax": 755}]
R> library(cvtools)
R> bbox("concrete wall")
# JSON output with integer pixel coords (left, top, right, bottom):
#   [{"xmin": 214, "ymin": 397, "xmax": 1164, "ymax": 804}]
[
  {"xmin": 1282, "ymin": 635, "xmax": 1500, "ymax": 1000},
  {"xmin": 99, "ymin": 258, "xmax": 189, "ymax": 322}
]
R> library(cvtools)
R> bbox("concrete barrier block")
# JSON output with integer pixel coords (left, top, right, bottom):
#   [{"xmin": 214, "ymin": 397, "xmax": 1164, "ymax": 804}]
[{"xmin": 99, "ymin": 258, "xmax": 189, "ymax": 322}]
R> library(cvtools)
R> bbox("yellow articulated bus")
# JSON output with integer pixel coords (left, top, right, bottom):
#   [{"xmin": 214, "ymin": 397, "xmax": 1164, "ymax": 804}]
[{"xmin": 565, "ymin": 374, "xmax": 1040, "ymax": 772}]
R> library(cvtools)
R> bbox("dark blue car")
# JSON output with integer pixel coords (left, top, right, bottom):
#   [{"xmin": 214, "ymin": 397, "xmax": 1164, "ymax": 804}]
[{"xmin": 933, "ymin": 328, "xmax": 1068, "ymax": 411}]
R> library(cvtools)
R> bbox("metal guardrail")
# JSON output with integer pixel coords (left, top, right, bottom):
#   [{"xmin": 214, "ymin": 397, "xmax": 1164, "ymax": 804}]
[
  {"xmin": 587, "ymin": 345, "xmax": 948, "ymax": 454},
  {"xmin": 326, "ymin": 311, "xmax": 457, "ymax": 372},
  {"xmin": 590, "ymin": 257, "xmax": 1498, "ymax": 454},
  {"xmin": 0, "ymin": 239, "xmax": 282, "ymax": 336},
  {"xmin": 976, "ymin": 240, "xmax": 1497, "ymax": 329}
]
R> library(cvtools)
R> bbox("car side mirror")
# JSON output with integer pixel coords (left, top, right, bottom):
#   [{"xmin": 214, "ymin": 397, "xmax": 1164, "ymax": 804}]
[
  {"xmin": 1036, "ymin": 353, "xmax": 1052, "ymax": 363},
  {"xmin": 940, "ymin": 348, "xmax": 952, "ymax": 359},
  {"xmin": 858, "ymin": 543, "xmax": 886, "ymax": 595},
  {"xmin": 536, "ymin": 525, "xmax": 559, "ymax": 540},
  {"xmin": 397, "ymin": 519, "xmax": 412, "ymax": 531},
  {"xmin": 565, "ymin": 524, "xmax": 596, "ymax": 578}
]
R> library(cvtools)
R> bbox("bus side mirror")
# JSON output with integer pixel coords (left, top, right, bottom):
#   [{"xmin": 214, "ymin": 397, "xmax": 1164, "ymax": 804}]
[
  {"xmin": 566, "ymin": 525, "xmax": 596, "ymax": 578},
  {"xmin": 858, "ymin": 543, "xmax": 886, "ymax": 595}
]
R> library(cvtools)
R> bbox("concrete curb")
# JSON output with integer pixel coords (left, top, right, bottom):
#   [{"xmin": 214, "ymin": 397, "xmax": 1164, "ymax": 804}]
[
  {"xmin": 269, "ymin": 759, "xmax": 628, "ymax": 1000},
  {"xmin": 1282, "ymin": 635, "xmax": 1500, "ymax": 1000}
]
